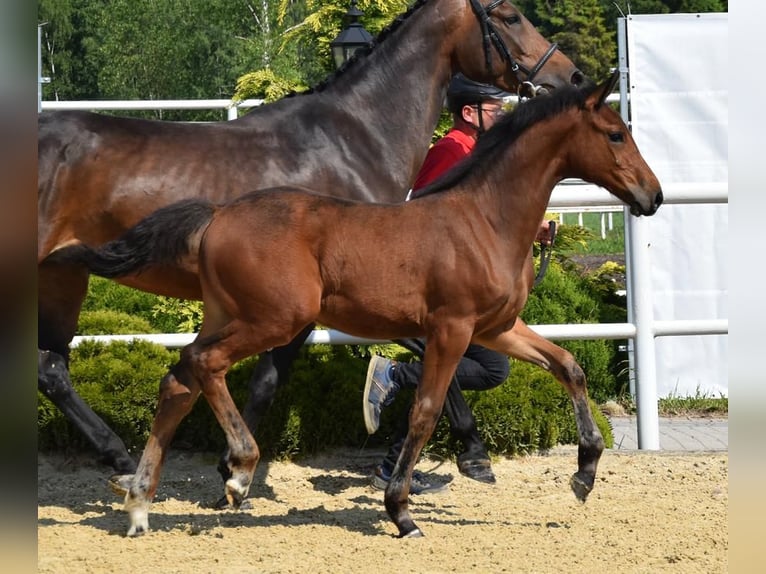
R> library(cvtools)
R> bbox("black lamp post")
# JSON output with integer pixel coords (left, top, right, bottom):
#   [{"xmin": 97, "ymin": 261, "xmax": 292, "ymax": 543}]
[{"xmin": 330, "ymin": 0, "xmax": 374, "ymax": 69}]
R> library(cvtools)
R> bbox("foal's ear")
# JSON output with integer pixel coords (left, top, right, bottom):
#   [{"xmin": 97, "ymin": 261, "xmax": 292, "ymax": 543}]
[{"xmin": 591, "ymin": 69, "xmax": 620, "ymax": 110}]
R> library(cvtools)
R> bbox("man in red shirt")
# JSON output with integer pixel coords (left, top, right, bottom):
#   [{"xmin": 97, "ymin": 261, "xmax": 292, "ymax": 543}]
[
  {"xmin": 411, "ymin": 76, "xmax": 505, "ymax": 192},
  {"xmin": 363, "ymin": 74, "xmax": 553, "ymax": 494}
]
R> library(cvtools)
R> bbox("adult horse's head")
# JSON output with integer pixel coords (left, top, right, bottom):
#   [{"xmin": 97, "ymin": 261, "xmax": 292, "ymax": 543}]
[
  {"xmin": 570, "ymin": 71, "xmax": 663, "ymax": 216},
  {"xmin": 454, "ymin": 0, "xmax": 586, "ymax": 96}
]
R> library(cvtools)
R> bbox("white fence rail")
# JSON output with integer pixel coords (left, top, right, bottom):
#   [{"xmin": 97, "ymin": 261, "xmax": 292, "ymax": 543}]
[
  {"xmin": 70, "ymin": 181, "xmax": 728, "ymax": 349},
  {"xmin": 41, "ymin": 98, "xmax": 264, "ymax": 120},
  {"xmin": 44, "ymin": 98, "xmax": 728, "ymax": 451},
  {"xmin": 72, "ymin": 317, "xmax": 729, "ymax": 349}
]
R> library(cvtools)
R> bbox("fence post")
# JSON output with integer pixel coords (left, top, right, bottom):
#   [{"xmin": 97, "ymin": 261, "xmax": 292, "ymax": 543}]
[
  {"xmin": 619, "ymin": 18, "xmax": 660, "ymax": 449},
  {"xmin": 625, "ymin": 215, "xmax": 661, "ymax": 449}
]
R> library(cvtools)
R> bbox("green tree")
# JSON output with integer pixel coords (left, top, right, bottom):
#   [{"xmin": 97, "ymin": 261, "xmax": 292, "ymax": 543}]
[
  {"xmin": 38, "ymin": 0, "xmax": 99, "ymax": 100},
  {"xmin": 279, "ymin": 0, "xmax": 409, "ymax": 84},
  {"xmin": 83, "ymin": 0, "xmax": 256, "ymax": 116},
  {"xmin": 526, "ymin": 0, "xmax": 616, "ymax": 80},
  {"xmin": 663, "ymin": 0, "xmax": 727, "ymax": 11},
  {"xmin": 38, "ymin": 0, "xmax": 306, "ymax": 119},
  {"xmin": 234, "ymin": 0, "xmax": 410, "ymax": 100}
]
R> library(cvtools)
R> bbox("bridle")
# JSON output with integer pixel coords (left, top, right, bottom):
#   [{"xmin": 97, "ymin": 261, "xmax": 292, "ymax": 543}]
[
  {"xmin": 469, "ymin": 0, "xmax": 559, "ymax": 99},
  {"xmin": 468, "ymin": 0, "xmax": 558, "ymax": 286}
]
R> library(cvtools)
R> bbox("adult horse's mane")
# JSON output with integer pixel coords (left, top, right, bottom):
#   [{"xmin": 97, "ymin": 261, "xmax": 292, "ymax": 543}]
[
  {"xmin": 414, "ymin": 81, "xmax": 597, "ymax": 198},
  {"xmin": 284, "ymin": 0, "xmax": 430, "ymax": 99}
]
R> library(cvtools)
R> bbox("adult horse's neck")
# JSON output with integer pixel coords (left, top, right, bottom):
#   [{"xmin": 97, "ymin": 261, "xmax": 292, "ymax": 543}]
[{"xmin": 239, "ymin": 0, "xmax": 467, "ymax": 202}]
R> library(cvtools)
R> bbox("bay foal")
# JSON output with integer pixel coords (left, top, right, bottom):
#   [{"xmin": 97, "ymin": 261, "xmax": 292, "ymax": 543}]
[{"xmin": 53, "ymin": 74, "xmax": 662, "ymax": 537}]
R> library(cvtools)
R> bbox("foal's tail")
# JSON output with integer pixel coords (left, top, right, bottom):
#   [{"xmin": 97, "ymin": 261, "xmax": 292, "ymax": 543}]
[{"xmin": 46, "ymin": 199, "xmax": 216, "ymax": 279}]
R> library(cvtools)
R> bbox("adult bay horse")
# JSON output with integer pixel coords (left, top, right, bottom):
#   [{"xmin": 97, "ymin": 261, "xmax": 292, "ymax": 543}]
[
  {"xmin": 37, "ymin": 0, "xmax": 585, "ymax": 486},
  {"xmin": 50, "ymin": 73, "xmax": 663, "ymax": 538}
]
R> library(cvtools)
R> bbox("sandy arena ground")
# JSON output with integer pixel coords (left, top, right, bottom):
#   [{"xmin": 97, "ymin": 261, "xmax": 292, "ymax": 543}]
[{"xmin": 38, "ymin": 446, "xmax": 727, "ymax": 573}]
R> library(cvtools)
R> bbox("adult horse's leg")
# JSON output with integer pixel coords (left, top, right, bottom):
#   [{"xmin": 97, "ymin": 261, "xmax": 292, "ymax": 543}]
[
  {"xmin": 38, "ymin": 263, "xmax": 137, "ymax": 475},
  {"xmin": 385, "ymin": 327, "xmax": 472, "ymax": 538},
  {"xmin": 38, "ymin": 350, "xmax": 137, "ymax": 474},
  {"xmin": 442, "ymin": 380, "xmax": 491, "ymax": 464},
  {"xmin": 478, "ymin": 319, "xmax": 605, "ymax": 501}
]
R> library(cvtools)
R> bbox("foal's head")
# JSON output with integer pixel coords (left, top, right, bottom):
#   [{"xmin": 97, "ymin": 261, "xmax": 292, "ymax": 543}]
[
  {"xmin": 563, "ymin": 73, "xmax": 663, "ymax": 216},
  {"xmin": 416, "ymin": 73, "xmax": 663, "ymax": 218}
]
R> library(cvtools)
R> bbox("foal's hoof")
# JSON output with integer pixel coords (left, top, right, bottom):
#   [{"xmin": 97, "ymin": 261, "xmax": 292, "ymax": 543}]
[
  {"xmin": 213, "ymin": 495, "xmax": 253, "ymax": 511},
  {"xmin": 108, "ymin": 474, "xmax": 133, "ymax": 498},
  {"xmin": 126, "ymin": 524, "xmax": 148, "ymax": 537},
  {"xmin": 126, "ymin": 505, "xmax": 149, "ymax": 537},
  {"xmin": 569, "ymin": 472, "xmax": 594, "ymax": 502}
]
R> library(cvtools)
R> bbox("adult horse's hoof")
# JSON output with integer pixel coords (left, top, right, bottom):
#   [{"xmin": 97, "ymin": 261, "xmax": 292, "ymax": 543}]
[
  {"xmin": 213, "ymin": 495, "xmax": 253, "ymax": 511},
  {"xmin": 457, "ymin": 457, "xmax": 496, "ymax": 484},
  {"xmin": 399, "ymin": 527, "xmax": 424, "ymax": 539},
  {"xmin": 569, "ymin": 472, "xmax": 594, "ymax": 502},
  {"xmin": 108, "ymin": 474, "xmax": 133, "ymax": 498}
]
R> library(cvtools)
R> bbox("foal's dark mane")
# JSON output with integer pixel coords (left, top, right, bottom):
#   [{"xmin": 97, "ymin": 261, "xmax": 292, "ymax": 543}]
[
  {"xmin": 414, "ymin": 82, "xmax": 598, "ymax": 198},
  {"xmin": 287, "ymin": 0, "xmax": 430, "ymax": 98}
]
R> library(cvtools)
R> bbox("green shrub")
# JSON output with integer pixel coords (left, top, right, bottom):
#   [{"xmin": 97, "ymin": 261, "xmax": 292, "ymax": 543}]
[
  {"xmin": 150, "ymin": 296, "xmax": 204, "ymax": 333},
  {"xmin": 78, "ymin": 309, "xmax": 157, "ymax": 335},
  {"xmin": 81, "ymin": 277, "xmax": 161, "ymax": 325},
  {"xmin": 81, "ymin": 277, "xmax": 203, "ymax": 334},
  {"xmin": 38, "ymin": 338, "xmax": 613, "ymax": 459},
  {"xmin": 37, "ymin": 339, "xmax": 178, "ymax": 454},
  {"xmin": 522, "ymin": 260, "xmax": 626, "ymax": 403}
]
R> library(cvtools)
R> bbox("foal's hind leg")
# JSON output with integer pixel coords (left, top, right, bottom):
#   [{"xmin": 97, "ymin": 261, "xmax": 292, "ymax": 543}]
[
  {"xmin": 125, "ymin": 328, "xmax": 261, "ymax": 536},
  {"xmin": 191, "ymin": 336, "xmax": 260, "ymax": 510},
  {"xmin": 216, "ymin": 322, "xmax": 314, "ymax": 497},
  {"xmin": 125, "ymin": 360, "xmax": 203, "ymax": 536},
  {"xmin": 477, "ymin": 319, "xmax": 604, "ymax": 501}
]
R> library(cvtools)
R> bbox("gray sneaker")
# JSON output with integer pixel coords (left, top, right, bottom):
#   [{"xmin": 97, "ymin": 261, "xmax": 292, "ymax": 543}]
[
  {"xmin": 370, "ymin": 465, "xmax": 448, "ymax": 495},
  {"xmin": 363, "ymin": 355, "xmax": 400, "ymax": 434}
]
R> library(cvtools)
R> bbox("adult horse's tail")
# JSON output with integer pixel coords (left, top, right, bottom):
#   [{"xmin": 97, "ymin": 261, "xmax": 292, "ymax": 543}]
[{"xmin": 46, "ymin": 199, "xmax": 216, "ymax": 279}]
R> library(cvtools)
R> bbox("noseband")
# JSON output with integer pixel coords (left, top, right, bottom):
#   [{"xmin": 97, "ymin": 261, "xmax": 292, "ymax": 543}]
[{"xmin": 469, "ymin": 0, "xmax": 559, "ymax": 98}]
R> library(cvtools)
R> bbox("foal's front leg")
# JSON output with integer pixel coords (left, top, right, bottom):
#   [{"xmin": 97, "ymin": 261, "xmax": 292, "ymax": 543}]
[
  {"xmin": 385, "ymin": 327, "xmax": 471, "ymax": 538},
  {"xmin": 477, "ymin": 319, "xmax": 604, "ymax": 501}
]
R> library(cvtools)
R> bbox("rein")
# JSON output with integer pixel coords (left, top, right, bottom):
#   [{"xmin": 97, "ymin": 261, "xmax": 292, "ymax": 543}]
[
  {"xmin": 533, "ymin": 220, "xmax": 556, "ymax": 288},
  {"xmin": 469, "ymin": 0, "xmax": 558, "ymax": 98},
  {"xmin": 467, "ymin": 0, "xmax": 559, "ymax": 285}
]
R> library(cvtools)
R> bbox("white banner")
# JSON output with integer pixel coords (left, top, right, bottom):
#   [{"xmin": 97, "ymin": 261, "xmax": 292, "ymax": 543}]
[{"xmin": 627, "ymin": 13, "xmax": 728, "ymax": 398}]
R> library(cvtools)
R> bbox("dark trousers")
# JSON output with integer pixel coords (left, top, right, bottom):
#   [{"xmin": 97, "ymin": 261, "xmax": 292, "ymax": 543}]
[{"xmin": 381, "ymin": 340, "xmax": 509, "ymax": 473}]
